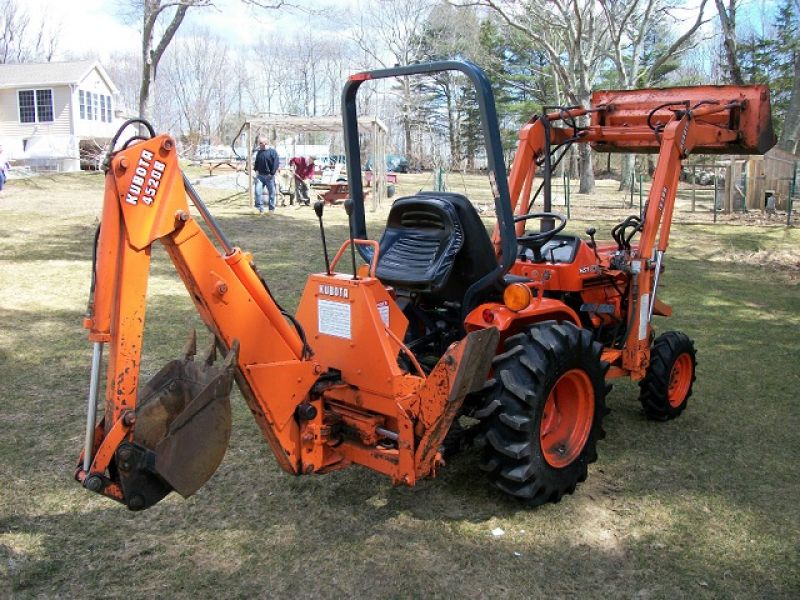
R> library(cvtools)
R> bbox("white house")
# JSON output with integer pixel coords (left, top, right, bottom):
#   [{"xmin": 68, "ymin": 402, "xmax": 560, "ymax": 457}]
[{"xmin": 0, "ymin": 60, "xmax": 125, "ymax": 171}]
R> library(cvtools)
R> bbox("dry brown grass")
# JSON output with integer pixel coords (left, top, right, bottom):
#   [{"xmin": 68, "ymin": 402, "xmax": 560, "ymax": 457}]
[{"xmin": 1, "ymin": 170, "xmax": 798, "ymax": 599}]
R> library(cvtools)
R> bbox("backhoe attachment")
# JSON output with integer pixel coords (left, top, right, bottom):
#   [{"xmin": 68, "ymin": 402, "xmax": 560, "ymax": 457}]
[{"xmin": 77, "ymin": 121, "xmax": 499, "ymax": 511}]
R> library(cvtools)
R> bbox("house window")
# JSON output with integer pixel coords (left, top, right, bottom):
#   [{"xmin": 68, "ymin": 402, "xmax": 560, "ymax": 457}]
[
  {"xmin": 105, "ymin": 95, "xmax": 113, "ymax": 122},
  {"xmin": 92, "ymin": 93, "xmax": 98, "ymax": 120},
  {"xmin": 79, "ymin": 90, "xmax": 86, "ymax": 119},
  {"xmin": 18, "ymin": 88, "xmax": 54, "ymax": 123},
  {"xmin": 36, "ymin": 90, "xmax": 53, "ymax": 122},
  {"xmin": 100, "ymin": 95, "xmax": 106, "ymax": 122},
  {"xmin": 19, "ymin": 90, "xmax": 35, "ymax": 123}
]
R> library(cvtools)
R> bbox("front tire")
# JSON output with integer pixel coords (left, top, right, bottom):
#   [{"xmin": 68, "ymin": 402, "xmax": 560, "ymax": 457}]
[
  {"xmin": 638, "ymin": 331, "xmax": 697, "ymax": 421},
  {"xmin": 476, "ymin": 322, "xmax": 608, "ymax": 506}
]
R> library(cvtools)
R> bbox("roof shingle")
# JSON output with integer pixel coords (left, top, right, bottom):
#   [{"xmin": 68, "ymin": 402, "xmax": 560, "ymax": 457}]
[{"xmin": 0, "ymin": 60, "xmax": 110, "ymax": 90}]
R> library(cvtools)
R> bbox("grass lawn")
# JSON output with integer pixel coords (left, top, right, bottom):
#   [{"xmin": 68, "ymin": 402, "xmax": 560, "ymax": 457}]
[{"xmin": 1, "ymin": 170, "xmax": 798, "ymax": 599}]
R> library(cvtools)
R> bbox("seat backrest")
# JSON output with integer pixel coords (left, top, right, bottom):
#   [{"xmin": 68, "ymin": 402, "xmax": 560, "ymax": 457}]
[
  {"xmin": 376, "ymin": 196, "xmax": 463, "ymax": 294},
  {"xmin": 376, "ymin": 192, "xmax": 498, "ymax": 301}
]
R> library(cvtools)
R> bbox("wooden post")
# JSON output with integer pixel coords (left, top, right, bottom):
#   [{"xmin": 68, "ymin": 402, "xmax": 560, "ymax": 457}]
[
  {"xmin": 691, "ymin": 165, "xmax": 696, "ymax": 212},
  {"xmin": 724, "ymin": 160, "xmax": 734, "ymax": 213}
]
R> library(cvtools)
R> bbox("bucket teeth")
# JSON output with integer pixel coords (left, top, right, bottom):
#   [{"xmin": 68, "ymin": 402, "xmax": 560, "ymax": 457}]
[
  {"xmin": 183, "ymin": 329, "xmax": 197, "ymax": 360},
  {"xmin": 223, "ymin": 340, "xmax": 239, "ymax": 370},
  {"xmin": 202, "ymin": 335, "xmax": 217, "ymax": 365}
]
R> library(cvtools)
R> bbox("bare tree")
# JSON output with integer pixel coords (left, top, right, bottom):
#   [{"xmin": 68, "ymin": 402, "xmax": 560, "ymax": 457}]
[
  {"xmin": 601, "ymin": 0, "xmax": 710, "ymax": 190},
  {"xmin": 467, "ymin": 0, "xmax": 610, "ymax": 193},
  {"xmin": 350, "ymin": 0, "xmax": 435, "ymax": 162},
  {"xmin": 0, "ymin": 0, "xmax": 59, "ymax": 63},
  {"xmin": 135, "ymin": 1, "xmax": 209, "ymax": 123},
  {"xmin": 127, "ymin": 0, "xmax": 289, "ymax": 123},
  {"xmin": 162, "ymin": 28, "xmax": 234, "ymax": 150},
  {"xmin": 104, "ymin": 50, "xmax": 143, "ymax": 114},
  {"xmin": 714, "ymin": 0, "xmax": 744, "ymax": 84}
]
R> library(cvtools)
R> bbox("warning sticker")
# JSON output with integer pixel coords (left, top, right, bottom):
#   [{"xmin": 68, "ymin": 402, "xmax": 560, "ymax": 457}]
[
  {"xmin": 318, "ymin": 299, "xmax": 351, "ymax": 339},
  {"xmin": 376, "ymin": 301, "xmax": 389, "ymax": 326}
]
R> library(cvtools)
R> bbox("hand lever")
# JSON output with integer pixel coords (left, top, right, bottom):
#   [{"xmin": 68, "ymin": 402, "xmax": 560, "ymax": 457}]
[
  {"xmin": 314, "ymin": 200, "xmax": 331, "ymax": 275},
  {"xmin": 343, "ymin": 199, "xmax": 358, "ymax": 279}
]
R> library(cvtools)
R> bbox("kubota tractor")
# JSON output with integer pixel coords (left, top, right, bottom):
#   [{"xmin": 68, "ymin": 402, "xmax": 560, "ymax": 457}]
[{"xmin": 76, "ymin": 61, "xmax": 774, "ymax": 511}]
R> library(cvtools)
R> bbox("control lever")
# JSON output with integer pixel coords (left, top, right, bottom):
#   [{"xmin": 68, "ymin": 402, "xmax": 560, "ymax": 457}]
[
  {"xmin": 585, "ymin": 227, "xmax": 597, "ymax": 248},
  {"xmin": 313, "ymin": 201, "xmax": 331, "ymax": 275},
  {"xmin": 343, "ymin": 199, "xmax": 358, "ymax": 279},
  {"xmin": 585, "ymin": 226, "xmax": 601, "ymax": 261}
]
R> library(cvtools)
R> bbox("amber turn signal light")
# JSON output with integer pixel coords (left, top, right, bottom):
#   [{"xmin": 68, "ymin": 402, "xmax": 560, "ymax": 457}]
[{"xmin": 503, "ymin": 283, "xmax": 532, "ymax": 311}]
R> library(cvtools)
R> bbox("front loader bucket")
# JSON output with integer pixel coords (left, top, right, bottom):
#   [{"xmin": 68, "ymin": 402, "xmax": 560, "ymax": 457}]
[{"xmin": 118, "ymin": 334, "xmax": 238, "ymax": 510}]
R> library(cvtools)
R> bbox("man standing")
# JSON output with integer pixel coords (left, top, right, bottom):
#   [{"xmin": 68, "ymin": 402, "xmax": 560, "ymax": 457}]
[
  {"xmin": 254, "ymin": 137, "xmax": 279, "ymax": 213},
  {"xmin": 289, "ymin": 155, "xmax": 315, "ymax": 206}
]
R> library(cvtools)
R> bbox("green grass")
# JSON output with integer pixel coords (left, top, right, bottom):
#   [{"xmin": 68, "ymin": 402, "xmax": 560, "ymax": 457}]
[{"xmin": 1, "ymin": 171, "xmax": 798, "ymax": 599}]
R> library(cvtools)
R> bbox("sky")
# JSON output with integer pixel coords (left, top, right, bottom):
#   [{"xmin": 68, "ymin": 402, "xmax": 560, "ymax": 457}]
[
  {"xmin": 25, "ymin": 0, "xmax": 779, "ymax": 66},
  {"xmin": 28, "ymin": 0, "xmax": 344, "ymax": 60}
]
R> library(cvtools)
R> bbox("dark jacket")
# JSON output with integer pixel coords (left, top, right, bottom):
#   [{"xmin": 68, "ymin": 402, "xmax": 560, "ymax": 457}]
[{"xmin": 255, "ymin": 147, "xmax": 279, "ymax": 176}]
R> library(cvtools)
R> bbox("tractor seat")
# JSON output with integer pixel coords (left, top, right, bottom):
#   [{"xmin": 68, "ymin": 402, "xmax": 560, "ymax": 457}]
[{"xmin": 376, "ymin": 192, "xmax": 498, "ymax": 300}]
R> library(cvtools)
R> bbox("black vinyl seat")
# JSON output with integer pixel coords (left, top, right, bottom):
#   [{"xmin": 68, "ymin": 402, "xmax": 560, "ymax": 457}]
[{"xmin": 376, "ymin": 192, "xmax": 498, "ymax": 301}]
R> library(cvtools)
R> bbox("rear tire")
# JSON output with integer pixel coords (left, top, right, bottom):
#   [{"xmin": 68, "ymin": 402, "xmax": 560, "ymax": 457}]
[
  {"xmin": 476, "ymin": 321, "xmax": 608, "ymax": 506},
  {"xmin": 639, "ymin": 331, "xmax": 696, "ymax": 421}
]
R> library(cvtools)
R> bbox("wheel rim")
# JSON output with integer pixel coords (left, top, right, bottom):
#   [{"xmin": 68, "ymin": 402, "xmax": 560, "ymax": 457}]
[
  {"xmin": 667, "ymin": 353, "xmax": 693, "ymax": 408},
  {"xmin": 539, "ymin": 369, "xmax": 594, "ymax": 468}
]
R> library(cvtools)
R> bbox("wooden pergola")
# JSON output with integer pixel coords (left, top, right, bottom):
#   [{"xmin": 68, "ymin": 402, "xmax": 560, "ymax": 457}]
[{"xmin": 241, "ymin": 114, "xmax": 389, "ymax": 209}]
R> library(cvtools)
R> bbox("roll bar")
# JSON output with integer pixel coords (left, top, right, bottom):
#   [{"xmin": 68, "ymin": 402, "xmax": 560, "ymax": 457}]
[{"xmin": 341, "ymin": 60, "xmax": 517, "ymax": 277}]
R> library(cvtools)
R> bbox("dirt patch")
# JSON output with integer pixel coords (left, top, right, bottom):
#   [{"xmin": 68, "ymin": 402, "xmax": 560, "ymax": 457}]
[{"xmin": 717, "ymin": 248, "xmax": 800, "ymax": 281}]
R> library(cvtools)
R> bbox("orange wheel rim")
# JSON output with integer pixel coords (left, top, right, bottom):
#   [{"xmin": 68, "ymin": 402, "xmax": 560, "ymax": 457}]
[
  {"xmin": 539, "ymin": 369, "xmax": 594, "ymax": 468},
  {"xmin": 668, "ymin": 353, "xmax": 693, "ymax": 408}
]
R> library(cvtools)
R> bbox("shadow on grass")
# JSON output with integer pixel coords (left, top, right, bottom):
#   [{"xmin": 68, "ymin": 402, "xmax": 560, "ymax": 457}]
[{"xmin": 2, "ymin": 204, "xmax": 798, "ymax": 597}]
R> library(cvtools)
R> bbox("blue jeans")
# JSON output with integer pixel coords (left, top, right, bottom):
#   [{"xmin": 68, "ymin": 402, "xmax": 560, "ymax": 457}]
[{"xmin": 255, "ymin": 174, "xmax": 276, "ymax": 212}]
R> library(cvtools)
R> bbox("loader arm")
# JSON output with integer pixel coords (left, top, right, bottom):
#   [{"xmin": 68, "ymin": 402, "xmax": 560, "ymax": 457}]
[
  {"xmin": 76, "ymin": 128, "xmax": 499, "ymax": 510},
  {"xmin": 497, "ymin": 84, "xmax": 775, "ymax": 378}
]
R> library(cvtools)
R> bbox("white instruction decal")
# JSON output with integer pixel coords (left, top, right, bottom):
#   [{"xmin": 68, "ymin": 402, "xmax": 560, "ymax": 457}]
[
  {"xmin": 639, "ymin": 293, "xmax": 650, "ymax": 340},
  {"xmin": 318, "ymin": 299, "xmax": 351, "ymax": 339},
  {"xmin": 377, "ymin": 301, "xmax": 389, "ymax": 326}
]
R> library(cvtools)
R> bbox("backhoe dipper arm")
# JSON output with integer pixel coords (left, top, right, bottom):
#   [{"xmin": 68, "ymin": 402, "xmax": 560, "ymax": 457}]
[{"xmin": 78, "ymin": 133, "xmax": 315, "ymax": 509}]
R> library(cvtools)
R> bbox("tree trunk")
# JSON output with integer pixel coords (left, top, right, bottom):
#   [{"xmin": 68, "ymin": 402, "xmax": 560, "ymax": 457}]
[
  {"xmin": 619, "ymin": 153, "xmax": 635, "ymax": 191},
  {"xmin": 402, "ymin": 76, "xmax": 414, "ymax": 164},
  {"xmin": 779, "ymin": 47, "xmax": 800, "ymax": 154},
  {"xmin": 138, "ymin": 2, "xmax": 189, "ymax": 125},
  {"xmin": 569, "ymin": 146, "xmax": 579, "ymax": 180},
  {"xmin": 577, "ymin": 101, "xmax": 595, "ymax": 193},
  {"xmin": 714, "ymin": 0, "xmax": 744, "ymax": 85},
  {"xmin": 578, "ymin": 143, "xmax": 595, "ymax": 193}
]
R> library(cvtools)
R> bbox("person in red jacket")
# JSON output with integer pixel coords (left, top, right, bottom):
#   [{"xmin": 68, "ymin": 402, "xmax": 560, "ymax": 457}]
[{"xmin": 289, "ymin": 155, "xmax": 315, "ymax": 206}]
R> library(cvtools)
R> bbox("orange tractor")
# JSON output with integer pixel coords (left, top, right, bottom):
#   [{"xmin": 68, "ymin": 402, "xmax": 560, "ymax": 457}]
[{"xmin": 76, "ymin": 61, "xmax": 774, "ymax": 510}]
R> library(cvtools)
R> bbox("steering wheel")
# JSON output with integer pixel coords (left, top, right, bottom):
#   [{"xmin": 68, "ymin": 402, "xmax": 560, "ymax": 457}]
[
  {"xmin": 515, "ymin": 209, "xmax": 566, "ymax": 247},
  {"xmin": 514, "ymin": 212, "xmax": 567, "ymax": 262}
]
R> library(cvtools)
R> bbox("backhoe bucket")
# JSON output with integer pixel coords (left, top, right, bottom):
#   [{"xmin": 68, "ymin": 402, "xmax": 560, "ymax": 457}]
[{"xmin": 118, "ymin": 333, "xmax": 238, "ymax": 509}]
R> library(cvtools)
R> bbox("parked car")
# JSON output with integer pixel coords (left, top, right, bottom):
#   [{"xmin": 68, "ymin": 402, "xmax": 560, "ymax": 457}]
[{"xmin": 365, "ymin": 154, "xmax": 409, "ymax": 173}]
